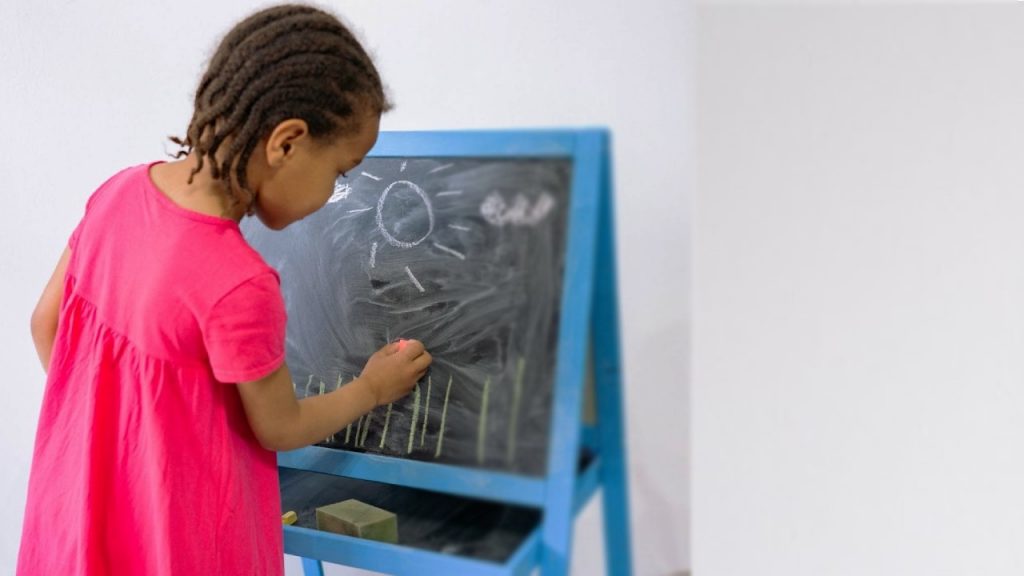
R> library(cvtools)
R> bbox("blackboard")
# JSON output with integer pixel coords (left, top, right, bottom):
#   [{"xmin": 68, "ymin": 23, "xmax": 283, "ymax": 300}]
[{"xmin": 242, "ymin": 157, "xmax": 571, "ymax": 476}]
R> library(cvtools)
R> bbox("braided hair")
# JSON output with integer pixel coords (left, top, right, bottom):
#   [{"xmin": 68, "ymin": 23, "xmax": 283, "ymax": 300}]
[{"xmin": 170, "ymin": 4, "xmax": 391, "ymax": 213}]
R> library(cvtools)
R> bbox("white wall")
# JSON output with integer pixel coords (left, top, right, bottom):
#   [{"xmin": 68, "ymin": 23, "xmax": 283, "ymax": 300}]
[
  {"xmin": 695, "ymin": 3, "xmax": 1024, "ymax": 575},
  {"xmin": 0, "ymin": 1, "xmax": 691, "ymax": 575}
]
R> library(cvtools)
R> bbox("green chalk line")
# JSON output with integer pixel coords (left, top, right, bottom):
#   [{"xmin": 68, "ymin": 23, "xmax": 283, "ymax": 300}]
[
  {"xmin": 342, "ymin": 375, "xmax": 352, "ymax": 444},
  {"xmin": 507, "ymin": 357, "xmax": 526, "ymax": 465},
  {"xmin": 477, "ymin": 375, "xmax": 491, "ymax": 464},
  {"xmin": 360, "ymin": 410, "xmax": 374, "ymax": 447},
  {"xmin": 435, "ymin": 375, "xmax": 453, "ymax": 458},
  {"xmin": 379, "ymin": 403, "xmax": 393, "ymax": 449},
  {"xmin": 420, "ymin": 375, "xmax": 432, "ymax": 447},
  {"xmin": 407, "ymin": 383, "xmax": 421, "ymax": 454},
  {"xmin": 354, "ymin": 415, "xmax": 364, "ymax": 446},
  {"xmin": 330, "ymin": 374, "xmax": 343, "ymax": 444},
  {"xmin": 318, "ymin": 379, "xmax": 328, "ymax": 442}
]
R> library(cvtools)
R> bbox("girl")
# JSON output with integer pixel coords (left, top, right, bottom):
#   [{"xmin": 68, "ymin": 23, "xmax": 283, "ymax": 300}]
[{"xmin": 18, "ymin": 4, "xmax": 430, "ymax": 575}]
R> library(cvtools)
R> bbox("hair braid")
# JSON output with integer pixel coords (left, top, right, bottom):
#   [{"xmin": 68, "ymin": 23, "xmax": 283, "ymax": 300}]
[
  {"xmin": 200, "ymin": 15, "xmax": 345, "ymax": 113},
  {"xmin": 170, "ymin": 4, "xmax": 390, "ymax": 214},
  {"xmin": 194, "ymin": 6, "xmax": 322, "ymax": 98}
]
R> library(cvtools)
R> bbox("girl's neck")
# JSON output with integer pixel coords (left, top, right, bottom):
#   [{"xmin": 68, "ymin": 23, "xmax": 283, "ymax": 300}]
[{"xmin": 149, "ymin": 154, "xmax": 247, "ymax": 222}]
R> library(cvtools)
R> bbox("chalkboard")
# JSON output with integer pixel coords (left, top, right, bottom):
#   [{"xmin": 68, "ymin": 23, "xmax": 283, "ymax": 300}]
[{"xmin": 242, "ymin": 157, "xmax": 571, "ymax": 476}]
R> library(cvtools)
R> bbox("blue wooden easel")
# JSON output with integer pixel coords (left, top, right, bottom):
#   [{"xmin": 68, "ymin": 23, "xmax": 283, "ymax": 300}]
[{"xmin": 279, "ymin": 129, "xmax": 631, "ymax": 576}]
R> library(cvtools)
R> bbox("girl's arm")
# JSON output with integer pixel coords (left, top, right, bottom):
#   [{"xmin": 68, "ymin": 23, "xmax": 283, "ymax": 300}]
[
  {"xmin": 31, "ymin": 247, "xmax": 70, "ymax": 373},
  {"xmin": 237, "ymin": 340, "xmax": 431, "ymax": 452}
]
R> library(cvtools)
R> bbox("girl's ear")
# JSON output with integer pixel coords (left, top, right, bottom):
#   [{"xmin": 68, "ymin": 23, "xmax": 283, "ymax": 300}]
[{"xmin": 265, "ymin": 119, "xmax": 310, "ymax": 167}]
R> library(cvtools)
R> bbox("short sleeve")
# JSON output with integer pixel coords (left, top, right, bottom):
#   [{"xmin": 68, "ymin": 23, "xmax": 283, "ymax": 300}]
[
  {"xmin": 203, "ymin": 272, "xmax": 287, "ymax": 383},
  {"xmin": 68, "ymin": 191, "xmax": 98, "ymax": 251},
  {"xmin": 68, "ymin": 219, "xmax": 84, "ymax": 251},
  {"xmin": 68, "ymin": 179, "xmax": 111, "ymax": 251}
]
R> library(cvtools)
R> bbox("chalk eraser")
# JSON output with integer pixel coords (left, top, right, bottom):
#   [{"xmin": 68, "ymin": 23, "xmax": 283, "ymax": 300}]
[{"xmin": 315, "ymin": 499, "xmax": 398, "ymax": 543}]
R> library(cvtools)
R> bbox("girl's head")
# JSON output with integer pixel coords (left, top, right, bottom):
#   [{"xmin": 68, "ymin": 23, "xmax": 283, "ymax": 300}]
[{"xmin": 172, "ymin": 3, "xmax": 390, "ymax": 229}]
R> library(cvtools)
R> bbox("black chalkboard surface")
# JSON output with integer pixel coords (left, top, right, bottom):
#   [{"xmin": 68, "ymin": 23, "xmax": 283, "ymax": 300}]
[{"xmin": 242, "ymin": 157, "xmax": 571, "ymax": 476}]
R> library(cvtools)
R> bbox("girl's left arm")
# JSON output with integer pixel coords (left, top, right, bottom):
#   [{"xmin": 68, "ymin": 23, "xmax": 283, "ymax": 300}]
[{"xmin": 31, "ymin": 247, "xmax": 70, "ymax": 373}]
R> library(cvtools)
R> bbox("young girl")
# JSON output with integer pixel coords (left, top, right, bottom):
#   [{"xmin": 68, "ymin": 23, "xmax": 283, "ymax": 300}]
[{"xmin": 18, "ymin": 4, "xmax": 430, "ymax": 575}]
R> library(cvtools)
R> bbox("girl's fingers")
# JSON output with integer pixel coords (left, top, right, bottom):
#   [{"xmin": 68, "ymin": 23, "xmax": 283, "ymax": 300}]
[
  {"xmin": 413, "ymin": 353, "xmax": 432, "ymax": 372},
  {"xmin": 401, "ymin": 339, "xmax": 425, "ymax": 357}
]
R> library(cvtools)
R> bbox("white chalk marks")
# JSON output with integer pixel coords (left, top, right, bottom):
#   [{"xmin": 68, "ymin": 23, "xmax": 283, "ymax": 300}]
[
  {"xmin": 309, "ymin": 365, "xmax": 529, "ymax": 470},
  {"xmin": 405, "ymin": 266, "xmax": 426, "ymax": 292},
  {"xmin": 328, "ymin": 181, "xmax": 352, "ymax": 203},
  {"xmin": 377, "ymin": 180, "xmax": 435, "ymax": 249},
  {"xmin": 337, "ymin": 160, "xmax": 494, "ymax": 290},
  {"xmin": 507, "ymin": 357, "xmax": 526, "ymax": 465},
  {"xmin": 379, "ymin": 403, "xmax": 394, "ymax": 449},
  {"xmin": 420, "ymin": 376, "xmax": 432, "ymax": 447},
  {"xmin": 480, "ymin": 191, "xmax": 556, "ymax": 227},
  {"xmin": 435, "ymin": 375, "xmax": 453, "ymax": 458},
  {"xmin": 477, "ymin": 376, "xmax": 491, "ymax": 464},
  {"xmin": 432, "ymin": 242, "xmax": 466, "ymax": 260},
  {"xmin": 407, "ymin": 383, "xmax": 421, "ymax": 454}
]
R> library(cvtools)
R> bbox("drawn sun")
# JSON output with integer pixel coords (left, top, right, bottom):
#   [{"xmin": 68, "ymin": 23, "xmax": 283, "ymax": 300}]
[{"xmin": 327, "ymin": 160, "xmax": 469, "ymax": 293}]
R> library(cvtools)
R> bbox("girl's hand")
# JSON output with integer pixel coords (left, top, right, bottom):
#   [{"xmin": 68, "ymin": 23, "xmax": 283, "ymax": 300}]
[{"xmin": 358, "ymin": 339, "xmax": 432, "ymax": 406}]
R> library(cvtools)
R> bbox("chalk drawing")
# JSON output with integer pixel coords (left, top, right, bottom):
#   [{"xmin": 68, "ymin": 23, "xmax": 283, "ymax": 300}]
[
  {"xmin": 379, "ymin": 403, "xmax": 393, "ymax": 449},
  {"xmin": 407, "ymin": 383, "xmax": 421, "ymax": 454},
  {"xmin": 507, "ymin": 357, "xmax": 526, "ymax": 465},
  {"xmin": 327, "ymin": 181, "xmax": 351, "ymax": 204},
  {"xmin": 477, "ymin": 375, "xmax": 491, "ymax": 464},
  {"xmin": 480, "ymin": 191, "xmax": 556, "ymax": 227},
  {"xmin": 376, "ymin": 180, "xmax": 435, "ymax": 248},
  {"xmin": 420, "ymin": 375, "xmax": 431, "ymax": 447},
  {"xmin": 435, "ymin": 375, "xmax": 453, "ymax": 458},
  {"xmin": 405, "ymin": 266, "xmax": 426, "ymax": 293},
  {"xmin": 432, "ymin": 242, "xmax": 466, "ymax": 260}
]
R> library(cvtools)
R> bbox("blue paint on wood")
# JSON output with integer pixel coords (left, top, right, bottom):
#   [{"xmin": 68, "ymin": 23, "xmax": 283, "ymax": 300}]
[
  {"xmin": 593, "ymin": 132, "xmax": 634, "ymax": 575},
  {"xmin": 300, "ymin": 556, "xmax": 324, "ymax": 576}
]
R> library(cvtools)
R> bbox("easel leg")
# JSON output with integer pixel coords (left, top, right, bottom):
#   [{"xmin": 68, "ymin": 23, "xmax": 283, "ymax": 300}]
[
  {"xmin": 593, "ymin": 133, "xmax": 634, "ymax": 576},
  {"xmin": 598, "ymin": 428, "xmax": 633, "ymax": 576},
  {"xmin": 301, "ymin": 556, "xmax": 325, "ymax": 576}
]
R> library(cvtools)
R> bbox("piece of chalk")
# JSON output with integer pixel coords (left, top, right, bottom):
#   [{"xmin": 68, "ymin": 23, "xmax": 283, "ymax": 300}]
[
  {"xmin": 315, "ymin": 499, "xmax": 398, "ymax": 543},
  {"xmin": 397, "ymin": 339, "xmax": 407, "ymax": 350},
  {"xmin": 282, "ymin": 510, "xmax": 298, "ymax": 525}
]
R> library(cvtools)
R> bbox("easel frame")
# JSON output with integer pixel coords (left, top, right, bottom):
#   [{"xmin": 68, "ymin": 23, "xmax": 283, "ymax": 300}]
[{"xmin": 280, "ymin": 129, "xmax": 632, "ymax": 576}]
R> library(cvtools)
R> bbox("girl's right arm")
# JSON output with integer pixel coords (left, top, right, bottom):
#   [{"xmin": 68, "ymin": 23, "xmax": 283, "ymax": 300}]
[
  {"xmin": 236, "ymin": 339, "xmax": 431, "ymax": 452},
  {"xmin": 30, "ymin": 247, "xmax": 71, "ymax": 373}
]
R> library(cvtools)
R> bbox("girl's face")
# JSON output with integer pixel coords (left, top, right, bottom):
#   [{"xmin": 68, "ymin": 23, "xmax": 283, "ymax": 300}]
[{"xmin": 253, "ymin": 113, "xmax": 381, "ymax": 230}]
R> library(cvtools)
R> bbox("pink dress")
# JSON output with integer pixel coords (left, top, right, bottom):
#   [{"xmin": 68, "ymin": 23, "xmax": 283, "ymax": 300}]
[{"xmin": 18, "ymin": 163, "xmax": 287, "ymax": 575}]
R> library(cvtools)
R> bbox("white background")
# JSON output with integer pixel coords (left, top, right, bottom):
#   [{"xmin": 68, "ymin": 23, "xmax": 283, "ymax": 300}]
[
  {"xmin": 695, "ymin": 2, "xmax": 1024, "ymax": 575},
  {"xmin": 0, "ymin": 1, "xmax": 691, "ymax": 575}
]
